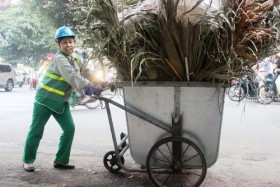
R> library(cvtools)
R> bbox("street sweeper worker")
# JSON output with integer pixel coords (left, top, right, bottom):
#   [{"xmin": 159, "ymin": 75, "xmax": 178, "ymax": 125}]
[{"xmin": 22, "ymin": 26, "xmax": 94, "ymax": 172}]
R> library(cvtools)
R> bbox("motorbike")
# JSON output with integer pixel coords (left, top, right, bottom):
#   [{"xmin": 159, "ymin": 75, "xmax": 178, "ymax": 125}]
[
  {"xmin": 69, "ymin": 82, "xmax": 116, "ymax": 109},
  {"xmin": 69, "ymin": 88, "xmax": 102, "ymax": 109}
]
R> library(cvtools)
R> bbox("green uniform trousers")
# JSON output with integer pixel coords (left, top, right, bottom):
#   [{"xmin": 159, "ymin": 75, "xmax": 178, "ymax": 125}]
[{"xmin": 22, "ymin": 102, "xmax": 75, "ymax": 164}]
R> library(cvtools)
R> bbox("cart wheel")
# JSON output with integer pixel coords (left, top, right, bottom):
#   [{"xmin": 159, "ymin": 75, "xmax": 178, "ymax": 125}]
[
  {"xmin": 103, "ymin": 151, "xmax": 125, "ymax": 173},
  {"xmin": 146, "ymin": 136, "xmax": 207, "ymax": 187}
]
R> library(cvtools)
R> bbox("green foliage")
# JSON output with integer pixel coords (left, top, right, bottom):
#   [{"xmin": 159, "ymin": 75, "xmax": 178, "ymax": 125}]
[
  {"xmin": 23, "ymin": 0, "xmax": 72, "ymax": 27},
  {"xmin": 22, "ymin": 0, "xmax": 143, "ymax": 33},
  {"xmin": 0, "ymin": 5, "xmax": 56, "ymax": 68}
]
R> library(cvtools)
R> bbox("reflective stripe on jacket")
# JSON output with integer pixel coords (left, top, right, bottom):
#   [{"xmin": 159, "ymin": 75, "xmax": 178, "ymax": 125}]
[{"xmin": 36, "ymin": 68, "xmax": 70, "ymax": 101}]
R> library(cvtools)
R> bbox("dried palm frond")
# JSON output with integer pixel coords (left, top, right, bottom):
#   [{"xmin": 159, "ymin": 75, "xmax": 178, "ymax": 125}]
[
  {"xmin": 226, "ymin": 0, "xmax": 279, "ymax": 62},
  {"xmin": 72, "ymin": 0, "xmax": 280, "ymax": 83},
  {"xmin": 79, "ymin": 0, "xmax": 133, "ymax": 81}
]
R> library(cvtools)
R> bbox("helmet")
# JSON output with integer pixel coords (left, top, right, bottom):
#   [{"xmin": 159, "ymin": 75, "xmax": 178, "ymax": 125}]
[{"xmin": 54, "ymin": 26, "xmax": 76, "ymax": 43}]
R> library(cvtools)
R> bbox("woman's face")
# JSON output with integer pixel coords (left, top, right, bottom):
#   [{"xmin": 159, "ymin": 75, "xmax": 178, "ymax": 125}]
[{"xmin": 59, "ymin": 37, "xmax": 75, "ymax": 56}]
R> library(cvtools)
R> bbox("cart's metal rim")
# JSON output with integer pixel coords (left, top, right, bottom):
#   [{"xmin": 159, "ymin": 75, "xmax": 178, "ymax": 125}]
[{"xmin": 115, "ymin": 81, "xmax": 223, "ymax": 87}]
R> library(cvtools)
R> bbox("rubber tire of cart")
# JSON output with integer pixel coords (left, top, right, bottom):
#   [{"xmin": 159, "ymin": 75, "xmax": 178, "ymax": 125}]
[
  {"xmin": 146, "ymin": 136, "xmax": 207, "ymax": 187},
  {"xmin": 103, "ymin": 151, "xmax": 125, "ymax": 173}
]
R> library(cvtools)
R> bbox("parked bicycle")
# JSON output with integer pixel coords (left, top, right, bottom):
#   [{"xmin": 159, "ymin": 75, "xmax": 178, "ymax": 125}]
[
  {"xmin": 256, "ymin": 72, "xmax": 280, "ymax": 104},
  {"xmin": 228, "ymin": 68, "xmax": 259, "ymax": 101}
]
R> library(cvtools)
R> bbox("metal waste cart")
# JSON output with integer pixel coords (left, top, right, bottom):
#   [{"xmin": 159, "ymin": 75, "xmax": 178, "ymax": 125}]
[{"xmin": 99, "ymin": 82, "xmax": 225, "ymax": 187}]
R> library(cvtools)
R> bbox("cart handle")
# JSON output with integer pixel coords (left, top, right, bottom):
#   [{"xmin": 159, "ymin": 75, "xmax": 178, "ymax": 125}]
[{"xmin": 95, "ymin": 96, "xmax": 172, "ymax": 133}]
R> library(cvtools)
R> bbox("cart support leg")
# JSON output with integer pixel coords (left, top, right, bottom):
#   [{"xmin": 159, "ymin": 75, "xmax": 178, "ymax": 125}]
[
  {"xmin": 104, "ymin": 102, "xmax": 121, "ymax": 159},
  {"xmin": 172, "ymin": 115, "xmax": 182, "ymax": 162},
  {"xmin": 104, "ymin": 100, "xmax": 147, "ymax": 173},
  {"xmin": 172, "ymin": 86, "xmax": 182, "ymax": 162}
]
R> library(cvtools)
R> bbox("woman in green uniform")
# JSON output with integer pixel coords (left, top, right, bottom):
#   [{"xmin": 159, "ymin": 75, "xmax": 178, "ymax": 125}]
[{"xmin": 22, "ymin": 26, "xmax": 90, "ymax": 172}]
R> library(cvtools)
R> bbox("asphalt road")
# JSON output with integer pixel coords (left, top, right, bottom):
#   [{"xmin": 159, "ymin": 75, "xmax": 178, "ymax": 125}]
[{"xmin": 0, "ymin": 85, "xmax": 280, "ymax": 186}]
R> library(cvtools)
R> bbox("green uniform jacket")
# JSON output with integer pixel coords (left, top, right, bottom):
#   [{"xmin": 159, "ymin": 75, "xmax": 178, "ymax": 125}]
[{"xmin": 35, "ymin": 51, "xmax": 88, "ymax": 113}]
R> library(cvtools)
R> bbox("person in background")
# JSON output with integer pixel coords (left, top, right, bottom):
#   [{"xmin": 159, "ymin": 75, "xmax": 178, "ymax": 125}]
[
  {"xmin": 22, "ymin": 26, "xmax": 93, "ymax": 172},
  {"xmin": 252, "ymin": 55, "xmax": 274, "ymax": 84},
  {"xmin": 273, "ymin": 53, "xmax": 280, "ymax": 70},
  {"xmin": 272, "ymin": 53, "xmax": 280, "ymax": 95}
]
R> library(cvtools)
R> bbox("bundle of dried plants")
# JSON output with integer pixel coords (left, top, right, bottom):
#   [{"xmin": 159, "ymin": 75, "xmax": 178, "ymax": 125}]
[{"xmin": 72, "ymin": 0, "xmax": 280, "ymax": 84}]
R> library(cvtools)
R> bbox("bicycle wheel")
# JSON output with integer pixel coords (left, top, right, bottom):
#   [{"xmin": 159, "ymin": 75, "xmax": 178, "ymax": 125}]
[
  {"xmin": 146, "ymin": 136, "xmax": 207, "ymax": 187},
  {"xmin": 273, "ymin": 97, "xmax": 280, "ymax": 102},
  {"xmin": 228, "ymin": 84, "xmax": 246, "ymax": 101},
  {"xmin": 257, "ymin": 85, "xmax": 274, "ymax": 104},
  {"xmin": 85, "ymin": 98, "xmax": 101, "ymax": 109}
]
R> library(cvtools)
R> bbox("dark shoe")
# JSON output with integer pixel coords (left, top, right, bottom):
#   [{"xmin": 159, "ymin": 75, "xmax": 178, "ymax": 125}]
[
  {"xmin": 53, "ymin": 162, "xmax": 75, "ymax": 169},
  {"xmin": 23, "ymin": 163, "xmax": 35, "ymax": 172}
]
